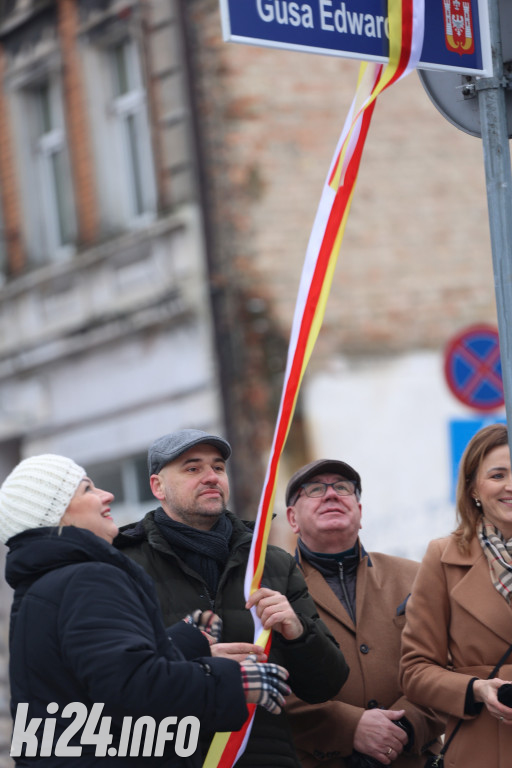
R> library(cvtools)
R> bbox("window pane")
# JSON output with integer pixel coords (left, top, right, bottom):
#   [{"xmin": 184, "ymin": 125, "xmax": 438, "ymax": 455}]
[
  {"xmin": 113, "ymin": 42, "xmax": 130, "ymax": 97},
  {"xmin": 51, "ymin": 149, "xmax": 73, "ymax": 245},
  {"xmin": 26, "ymin": 77, "xmax": 76, "ymax": 259},
  {"xmin": 134, "ymin": 455, "xmax": 153, "ymax": 502},
  {"xmin": 125, "ymin": 114, "xmax": 144, "ymax": 216},
  {"xmin": 87, "ymin": 462, "xmax": 125, "ymax": 502},
  {"xmin": 37, "ymin": 83, "xmax": 53, "ymax": 133}
]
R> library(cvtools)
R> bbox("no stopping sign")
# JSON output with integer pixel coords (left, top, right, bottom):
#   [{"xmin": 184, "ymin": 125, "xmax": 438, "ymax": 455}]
[{"xmin": 444, "ymin": 325, "xmax": 504, "ymax": 411}]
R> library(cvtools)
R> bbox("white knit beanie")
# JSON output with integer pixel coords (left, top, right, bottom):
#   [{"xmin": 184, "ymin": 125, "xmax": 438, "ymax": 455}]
[{"xmin": 0, "ymin": 454, "xmax": 86, "ymax": 544}]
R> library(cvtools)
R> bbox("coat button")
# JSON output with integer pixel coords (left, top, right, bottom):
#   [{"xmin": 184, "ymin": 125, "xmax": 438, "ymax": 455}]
[
  {"xmin": 367, "ymin": 699, "xmax": 379, "ymax": 709},
  {"xmin": 360, "ymin": 643, "xmax": 369, "ymax": 654}
]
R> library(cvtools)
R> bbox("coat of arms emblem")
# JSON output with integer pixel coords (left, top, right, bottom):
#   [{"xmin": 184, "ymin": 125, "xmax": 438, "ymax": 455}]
[{"xmin": 443, "ymin": 0, "xmax": 475, "ymax": 55}]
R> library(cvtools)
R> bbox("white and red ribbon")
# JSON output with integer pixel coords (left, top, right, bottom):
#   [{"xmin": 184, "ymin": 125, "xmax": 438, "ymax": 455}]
[{"xmin": 204, "ymin": 2, "xmax": 425, "ymax": 765}]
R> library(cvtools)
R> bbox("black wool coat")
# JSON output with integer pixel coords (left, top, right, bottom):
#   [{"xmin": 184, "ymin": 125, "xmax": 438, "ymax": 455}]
[
  {"xmin": 115, "ymin": 510, "xmax": 350, "ymax": 768},
  {"xmin": 6, "ymin": 526, "xmax": 248, "ymax": 767}
]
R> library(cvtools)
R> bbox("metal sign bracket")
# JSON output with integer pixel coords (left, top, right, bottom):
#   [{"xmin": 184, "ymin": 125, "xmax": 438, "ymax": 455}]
[{"xmin": 460, "ymin": 68, "xmax": 512, "ymax": 100}]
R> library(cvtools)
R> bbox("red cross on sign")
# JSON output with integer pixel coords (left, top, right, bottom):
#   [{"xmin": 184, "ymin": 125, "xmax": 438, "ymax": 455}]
[{"xmin": 444, "ymin": 324, "xmax": 504, "ymax": 411}]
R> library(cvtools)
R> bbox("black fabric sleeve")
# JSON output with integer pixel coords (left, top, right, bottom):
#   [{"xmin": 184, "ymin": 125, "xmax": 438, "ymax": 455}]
[
  {"xmin": 166, "ymin": 621, "xmax": 212, "ymax": 659},
  {"xmin": 464, "ymin": 677, "xmax": 484, "ymax": 716},
  {"xmin": 59, "ymin": 563, "xmax": 248, "ymax": 732}
]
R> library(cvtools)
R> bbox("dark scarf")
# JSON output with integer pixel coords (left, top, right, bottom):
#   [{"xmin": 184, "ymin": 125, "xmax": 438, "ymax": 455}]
[
  {"xmin": 298, "ymin": 538, "xmax": 360, "ymax": 620},
  {"xmin": 154, "ymin": 509, "xmax": 232, "ymax": 596},
  {"xmin": 298, "ymin": 537, "xmax": 360, "ymax": 571}
]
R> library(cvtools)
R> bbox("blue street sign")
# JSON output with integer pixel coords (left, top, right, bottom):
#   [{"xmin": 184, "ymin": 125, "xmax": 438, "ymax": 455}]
[
  {"xmin": 448, "ymin": 416, "xmax": 505, "ymax": 501},
  {"xmin": 219, "ymin": 0, "xmax": 492, "ymax": 75}
]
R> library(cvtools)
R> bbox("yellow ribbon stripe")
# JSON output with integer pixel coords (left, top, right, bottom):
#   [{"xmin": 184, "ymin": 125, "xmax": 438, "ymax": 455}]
[{"xmin": 203, "ymin": 1, "xmax": 424, "ymax": 765}]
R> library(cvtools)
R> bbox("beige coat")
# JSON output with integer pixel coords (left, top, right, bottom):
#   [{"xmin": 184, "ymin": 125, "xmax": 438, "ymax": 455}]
[
  {"xmin": 285, "ymin": 546, "xmax": 444, "ymax": 767},
  {"xmin": 400, "ymin": 534, "xmax": 512, "ymax": 768}
]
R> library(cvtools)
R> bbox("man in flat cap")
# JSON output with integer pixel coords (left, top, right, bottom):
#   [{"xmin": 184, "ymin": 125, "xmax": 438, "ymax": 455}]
[
  {"xmin": 115, "ymin": 429, "xmax": 348, "ymax": 767},
  {"xmin": 284, "ymin": 458, "xmax": 445, "ymax": 768}
]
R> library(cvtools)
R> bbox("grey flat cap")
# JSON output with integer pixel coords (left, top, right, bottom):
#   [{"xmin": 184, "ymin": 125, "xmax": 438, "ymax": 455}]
[
  {"xmin": 148, "ymin": 429, "xmax": 232, "ymax": 475},
  {"xmin": 286, "ymin": 459, "xmax": 362, "ymax": 505}
]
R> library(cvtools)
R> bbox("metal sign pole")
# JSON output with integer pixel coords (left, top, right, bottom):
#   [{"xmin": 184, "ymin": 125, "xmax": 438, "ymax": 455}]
[{"xmin": 478, "ymin": 0, "xmax": 512, "ymax": 442}]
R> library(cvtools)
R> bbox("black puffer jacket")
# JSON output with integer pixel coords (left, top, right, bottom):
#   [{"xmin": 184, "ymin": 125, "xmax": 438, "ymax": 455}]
[
  {"xmin": 115, "ymin": 511, "xmax": 349, "ymax": 767},
  {"xmin": 5, "ymin": 526, "xmax": 248, "ymax": 767}
]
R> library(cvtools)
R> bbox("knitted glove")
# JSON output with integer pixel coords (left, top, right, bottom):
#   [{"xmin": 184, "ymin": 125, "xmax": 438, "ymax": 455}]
[
  {"xmin": 239, "ymin": 659, "xmax": 291, "ymax": 715},
  {"xmin": 182, "ymin": 609, "xmax": 223, "ymax": 642}
]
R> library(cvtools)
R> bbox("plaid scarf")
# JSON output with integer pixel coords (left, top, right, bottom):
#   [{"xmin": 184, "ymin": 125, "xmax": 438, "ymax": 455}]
[{"xmin": 477, "ymin": 517, "xmax": 512, "ymax": 603}]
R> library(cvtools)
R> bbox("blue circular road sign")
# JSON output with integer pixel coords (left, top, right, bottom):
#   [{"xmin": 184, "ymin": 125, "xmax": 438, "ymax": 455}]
[{"xmin": 444, "ymin": 325, "xmax": 504, "ymax": 411}]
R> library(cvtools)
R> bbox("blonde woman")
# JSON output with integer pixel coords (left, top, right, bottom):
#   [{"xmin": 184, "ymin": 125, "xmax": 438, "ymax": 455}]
[{"xmin": 1, "ymin": 454, "xmax": 289, "ymax": 767}]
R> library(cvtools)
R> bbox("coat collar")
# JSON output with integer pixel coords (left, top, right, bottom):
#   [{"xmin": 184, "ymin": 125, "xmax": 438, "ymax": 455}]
[
  {"xmin": 441, "ymin": 534, "xmax": 512, "ymax": 645},
  {"xmin": 5, "ymin": 525, "xmax": 150, "ymax": 593},
  {"xmin": 295, "ymin": 539, "xmax": 370, "ymax": 630},
  {"xmin": 439, "ymin": 533, "xmax": 482, "ymax": 565},
  {"xmin": 294, "ymin": 537, "xmax": 372, "ymax": 570},
  {"xmin": 300, "ymin": 556, "xmax": 354, "ymax": 627}
]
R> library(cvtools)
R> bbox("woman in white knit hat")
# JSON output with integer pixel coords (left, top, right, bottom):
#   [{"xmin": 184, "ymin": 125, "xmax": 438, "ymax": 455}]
[{"xmin": 0, "ymin": 454, "xmax": 290, "ymax": 767}]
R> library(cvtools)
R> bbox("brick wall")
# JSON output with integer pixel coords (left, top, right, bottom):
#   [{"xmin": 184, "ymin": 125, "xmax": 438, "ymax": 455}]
[
  {"xmin": 0, "ymin": 48, "xmax": 23, "ymax": 275},
  {"xmin": 185, "ymin": 0, "xmax": 495, "ymax": 365},
  {"xmin": 182, "ymin": 0, "xmax": 496, "ymax": 512},
  {"xmin": 58, "ymin": 0, "xmax": 98, "ymax": 245}
]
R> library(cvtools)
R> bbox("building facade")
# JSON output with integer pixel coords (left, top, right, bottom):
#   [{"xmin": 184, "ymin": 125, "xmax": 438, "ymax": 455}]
[
  {"xmin": 181, "ymin": 0, "xmax": 504, "ymax": 556},
  {"xmin": 0, "ymin": 1, "xmax": 226, "ymax": 760},
  {"xmin": 0, "ymin": 0, "xmax": 507, "ymax": 762},
  {"xmin": 0, "ymin": 0, "xmax": 227, "ymax": 519}
]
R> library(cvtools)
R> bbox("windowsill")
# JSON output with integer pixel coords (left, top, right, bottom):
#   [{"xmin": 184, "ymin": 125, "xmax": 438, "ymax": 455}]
[
  {"xmin": 1, "ymin": 207, "xmax": 192, "ymax": 299},
  {"xmin": 0, "ymin": 203, "xmax": 205, "ymax": 367}
]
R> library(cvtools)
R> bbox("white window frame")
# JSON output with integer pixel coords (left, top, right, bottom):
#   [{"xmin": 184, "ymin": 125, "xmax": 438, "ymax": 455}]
[
  {"xmin": 82, "ymin": 33, "xmax": 156, "ymax": 234},
  {"xmin": 32, "ymin": 82, "xmax": 75, "ymax": 254},
  {"xmin": 10, "ymin": 63, "xmax": 76, "ymax": 267}
]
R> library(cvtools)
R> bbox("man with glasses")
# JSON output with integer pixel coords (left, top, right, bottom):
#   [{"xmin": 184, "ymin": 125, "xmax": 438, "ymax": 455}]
[{"xmin": 284, "ymin": 459, "xmax": 444, "ymax": 768}]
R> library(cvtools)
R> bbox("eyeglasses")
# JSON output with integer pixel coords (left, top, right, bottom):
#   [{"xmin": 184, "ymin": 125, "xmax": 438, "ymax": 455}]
[{"xmin": 299, "ymin": 480, "xmax": 357, "ymax": 499}]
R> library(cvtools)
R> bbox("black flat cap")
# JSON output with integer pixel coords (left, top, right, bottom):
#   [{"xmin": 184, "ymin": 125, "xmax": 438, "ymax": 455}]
[
  {"xmin": 286, "ymin": 459, "xmax": 362, "ymax": 505},
  {"xmin": 148, "ymin": 429, "xmax": 231, "ymax": 475}
]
